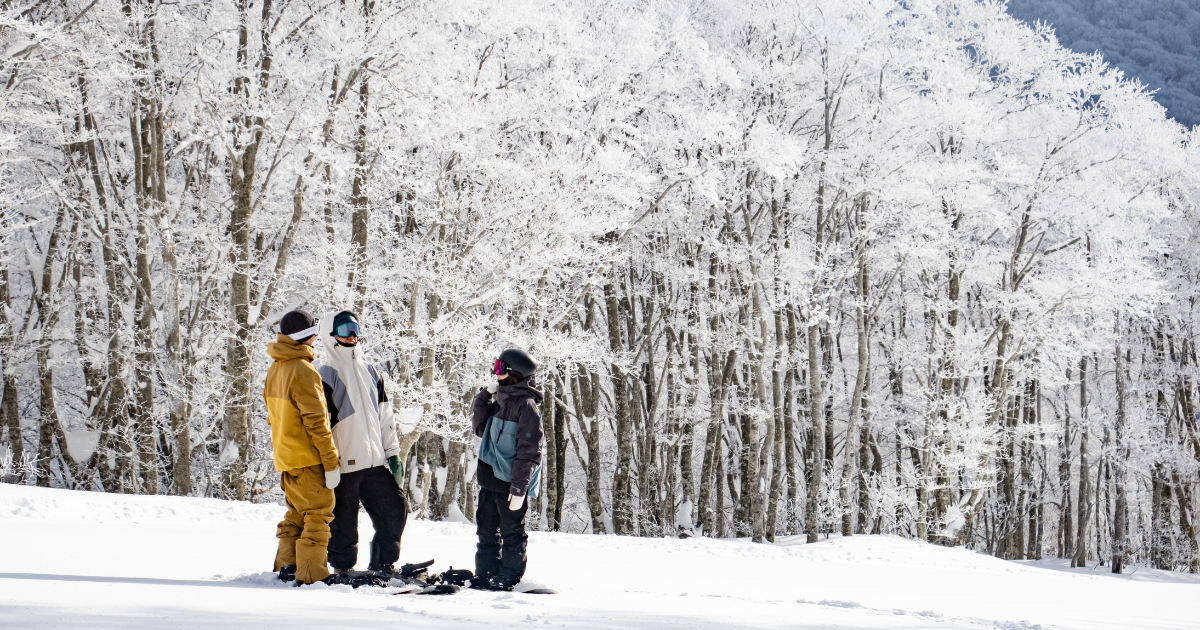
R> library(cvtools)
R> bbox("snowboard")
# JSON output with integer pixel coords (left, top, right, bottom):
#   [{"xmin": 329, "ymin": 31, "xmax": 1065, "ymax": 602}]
[
  {"xmin": 418, "ymin": 584, "xmax": 460, "ymax": 595},
  {"xmin": 518, "ymin": 588, "xmax": 556, "ymax": 595},
  {"xmin": 386, "ymin": 579, "xmax": 460, "ymax": 595}
]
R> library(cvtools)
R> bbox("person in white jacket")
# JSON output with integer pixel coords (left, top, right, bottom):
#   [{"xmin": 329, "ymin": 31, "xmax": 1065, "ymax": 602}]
[{"xmin": 319, "ymin": 311, "xmax": 409, "ymax": 575}]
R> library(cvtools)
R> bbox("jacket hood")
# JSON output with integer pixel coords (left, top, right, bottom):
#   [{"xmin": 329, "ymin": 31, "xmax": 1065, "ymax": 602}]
[
  {"xmin": 319, "ymin": 310, "xmax": 366, "ymax": 358},
  {"xmin": 496, "ymin": 375, "xmax": 543, "ymax": 405},
  {"xmin": 267, "ymin": 334, "xmax": 315, "ymax": 362},
  {"xmin": 323, "ymin": 336, "xmax": 364, "ymax": 364}
]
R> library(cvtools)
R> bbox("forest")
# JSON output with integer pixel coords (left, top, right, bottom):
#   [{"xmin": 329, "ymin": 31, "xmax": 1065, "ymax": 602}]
[
  {"xmin": 1005, "ymin": 0, "xmax": 1200, "ymax": 129},
  {"xmin": 1, "ymin": 0, "xmax": 1199, "ymax": 574}
]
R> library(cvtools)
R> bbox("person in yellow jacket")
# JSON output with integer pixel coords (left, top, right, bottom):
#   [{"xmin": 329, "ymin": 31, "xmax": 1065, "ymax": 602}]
[{"xmin": 264, "ymin": 310, "xmax": 341, "ymax": 585}]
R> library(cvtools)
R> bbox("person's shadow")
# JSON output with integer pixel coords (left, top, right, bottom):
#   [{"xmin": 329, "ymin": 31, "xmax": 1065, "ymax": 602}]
[{"xmin": 0, "ymin": 573, "xmax": 272, "ymax": 589}]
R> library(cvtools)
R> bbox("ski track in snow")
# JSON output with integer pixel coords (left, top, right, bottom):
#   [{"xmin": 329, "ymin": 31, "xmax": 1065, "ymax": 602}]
[{"xmin": 0, "ymin": 484, "xmax": 1197, "ymax": 629}]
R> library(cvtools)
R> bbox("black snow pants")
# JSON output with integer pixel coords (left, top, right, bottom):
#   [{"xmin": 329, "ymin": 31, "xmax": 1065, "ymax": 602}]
[
  {"xmin": 328, "ymin": 465, "xmax": 408, "ymax": 571},
  {"xmin": 474, "ymin": 486, "xmax": 529, "ymax": 582}
]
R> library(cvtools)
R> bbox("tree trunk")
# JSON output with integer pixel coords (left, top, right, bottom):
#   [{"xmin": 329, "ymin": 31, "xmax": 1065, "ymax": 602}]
[
  {"xmin": 224, "ymin": 164, "xmax": 254, "ymax": 501},
  {"xmin": 606, "ymin": 279, "xmax": 635, "ymax": 535},
  {"xmin": 571, "ymin": 368, "xmax": 605, "ymax": 534},
  {"xmin": 553, "ymin": 373, "xmax": 567, "ymax": 530},
  {"xmin": 0, "ymin": 239, "xmax": 22, "ymax": 471},
  {"xmin": 914, "ymin": 428, "xmax": 930, "ymax": 542},
  {"xmin": 856, "ymin": 423, "xmax": 872, "ymax": 534},
  {"xmin": 150, "ymin": 144, "xmax": 189, "ymax": 496},
  {"xmin": 1178, "ymin": 343, "xmax": 1200, "ymax": 572},
  {"xmin": 348, "ymin": 50, "xmax": 371, "ymax": 310},
  {"xmin": 869, "ymin": 427, "xmax": 885, "ymax": 534},
  {"xmin": 1112, "ymin": 341, "xmax": 1128, "ymax": 573},
  {"xmin": 698, "ymin": 254, "xmax": 720, "ymax": 536},
  {"xmin": 715, "ymin": 434, "xmax": 727, "ymax": 537},
  {"xmin": 78, "ymin": 73, "xmax": 125, "ymax": 492},
  {"xmin": 784, "ymin": 307, "xmax": 800, "ymax": 533},
  {"xmin": 100, "ymin": 204, "xmax": 132, "ymax": 493},
  {"xmin": 34, "ymin": 205, "xmax": 68, "ymax": 487},
  {"xmin": 840, "ymin": 258, "xmax": 869, "ymax": 537},
  {"xmin": 221, "ymin": 0, "xmax": 273, "ymax": 500},
  {"xmin": 37, "ymin": 321, "xmax": 76, "ymax": 487},
  {"xmin": 1020, "ymin": 383, "xmax": 1038, "ymax": 559},
  {"xmin": 1073, "ymin": 357, "xmax": 1091, "ymax": 568},
  {"xmin": 700, "ymin": 348, "xmax": 736, "ymax": 538},
  {"xmin": 1058, "ymin": 377, "xmax": 1073, "ymax": 559},
  {"xmin": 739, "ymin": 410, "xmax": 760, "ymax": 539},
  {"xmin": 806, "ymin": 92, "xmax": 832, "ymax": 542},
  {"xmin": 430, "ymin": 434, "xmax": 447, "ymax": 517},
  {"xmin": 1001, "ymin": 395, "xmax": 1020, "ymax": 558},
  {"xmin": 766, "ymin": 310, "xmax": 786, "ymax": 541},
  {"xmin": 132, "ymin": 111, "xmax": 158, "ymax": 495},
  {"xmin": 805, "ymin": 317, "xmax": 826, "ymax": 543},
  {"xmin": 1172, "ymin": 471, "xmax": 1199, "ymax": 573},
  {"xmin": 436, "ymin": 440, "xmax": 466, "ymax": 521},
  {"xmin": 542, "ymin": 375, "xmax": 559, "ymax": 529},
  {"xmin": 71, "ymin": 251, "xmax": 104, "ymax": 477},
  {"xmin": 660, "ymin": 364, "xmax": 681, "ymax": 535},
  {"xmin": 678, "ymin": 339, "xmax": 699, "ymax": 534},
  {"xmin": 746, "ymin": 275, "xmax": 770, "ymax": 543},
  {"xmin": 932, "ymin": 201, "xmax": 963, "ymax": 537},
  {"xmin": 698, "ymin": 390, "xmax": 721, "ymax": 536}
]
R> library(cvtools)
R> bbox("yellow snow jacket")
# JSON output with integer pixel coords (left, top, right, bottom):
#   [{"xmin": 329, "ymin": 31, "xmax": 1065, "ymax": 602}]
[{"xmin": 263, "ymin": 335, "xmax": 340, "ymax": 473}]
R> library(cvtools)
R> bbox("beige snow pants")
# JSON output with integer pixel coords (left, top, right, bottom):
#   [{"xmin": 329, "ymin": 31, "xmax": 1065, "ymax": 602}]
[{"xmin": 274, "ymin": 464, "xmax": 335, "ymax": 584}]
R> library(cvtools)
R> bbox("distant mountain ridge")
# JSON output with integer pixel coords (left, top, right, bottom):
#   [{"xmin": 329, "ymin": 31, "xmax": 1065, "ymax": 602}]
[{"xmin": 1006, "ymin": 0, "xmax": 1200, "ymax": 129}]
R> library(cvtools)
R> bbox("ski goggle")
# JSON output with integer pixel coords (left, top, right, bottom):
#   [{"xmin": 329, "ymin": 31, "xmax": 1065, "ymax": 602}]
[
  {"xmin": 333, "ymin": 321, "xmax": 360, "ymax": 338},
  {"xmin": 493, "ymin": 359, "xmax": 510, "ymax": 375}
]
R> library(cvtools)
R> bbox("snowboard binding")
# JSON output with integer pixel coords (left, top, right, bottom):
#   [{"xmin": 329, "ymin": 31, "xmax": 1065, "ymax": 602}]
[
  {"xmin": 431, "ymin": 567, "xmax": 474, "ymax": 587},
  {"xmin": 399, "ymin": 559, "xmax": 436, "ymax": 579},
  {"xmin": 325, "ymin": 570, "xmax": 389, "ymax": 588}
]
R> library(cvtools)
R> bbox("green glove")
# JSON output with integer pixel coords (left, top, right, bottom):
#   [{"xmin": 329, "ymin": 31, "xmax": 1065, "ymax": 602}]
[{"xmin": 387, "ymin": 455, "xmax": 405, "ymax": 487}]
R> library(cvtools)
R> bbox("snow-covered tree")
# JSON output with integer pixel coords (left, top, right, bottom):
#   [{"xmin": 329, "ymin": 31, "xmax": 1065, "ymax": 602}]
[{"xmin": 1, "ymin": 0, "xmax": 1198, "ymax": 572}]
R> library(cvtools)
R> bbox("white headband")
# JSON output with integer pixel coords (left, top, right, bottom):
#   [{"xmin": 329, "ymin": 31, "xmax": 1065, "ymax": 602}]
[{"xmin": 287, "ymin": 324, "xmax": 319, "ymax": 341}]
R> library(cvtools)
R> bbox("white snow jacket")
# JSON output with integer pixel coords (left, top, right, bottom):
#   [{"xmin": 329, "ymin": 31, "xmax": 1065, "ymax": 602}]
[{"xmin": 317, "ymin": 319, "xmax": 400, "ymax": 475}]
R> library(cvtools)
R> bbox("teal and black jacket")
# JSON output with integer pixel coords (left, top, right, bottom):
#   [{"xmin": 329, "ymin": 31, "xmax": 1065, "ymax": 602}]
[{"xmin": 472, "ymin": 378, "xmax": 544, "ymax": 499}]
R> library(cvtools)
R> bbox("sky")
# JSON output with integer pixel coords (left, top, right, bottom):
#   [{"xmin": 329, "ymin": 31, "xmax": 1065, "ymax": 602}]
[{"xmin": 1005, "ymin": 0, "xmax": 1200, "ymax": 129}]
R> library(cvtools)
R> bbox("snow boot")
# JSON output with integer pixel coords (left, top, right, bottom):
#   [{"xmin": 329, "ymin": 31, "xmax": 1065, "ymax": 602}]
[
  {"xmin": 470, "ymin": 574, "xmax": 515, "ymax": 592},
  {"xmin": 277, "ymin": 564, "xmax": 296, "ymax": 583},
  {"xmin": 367, "ymin": 562, "xmax": 397, "ymax": 579}
]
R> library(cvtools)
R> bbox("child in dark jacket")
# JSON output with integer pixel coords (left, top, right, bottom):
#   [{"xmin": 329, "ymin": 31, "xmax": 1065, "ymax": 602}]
[{"xmin": 471, "ymin": 348, "xmax": 544, "ymax": 591}]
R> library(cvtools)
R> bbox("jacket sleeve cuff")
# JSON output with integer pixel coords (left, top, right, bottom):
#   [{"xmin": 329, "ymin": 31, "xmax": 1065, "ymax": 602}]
[{"xmin": 508, "ymin": 485, "xmax": 527, "ymax": 497}]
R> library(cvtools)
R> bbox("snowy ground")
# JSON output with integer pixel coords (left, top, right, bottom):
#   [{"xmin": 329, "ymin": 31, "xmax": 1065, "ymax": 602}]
[{"xmin": 1, "ymin": 484, "xmax": 1197, "ymax": 630}]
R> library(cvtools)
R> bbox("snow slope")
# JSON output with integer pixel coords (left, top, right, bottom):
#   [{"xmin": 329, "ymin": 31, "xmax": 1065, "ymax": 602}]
[{"xmin": 1, "ymin": 484, "xmax": 1197, "ymax": 629}]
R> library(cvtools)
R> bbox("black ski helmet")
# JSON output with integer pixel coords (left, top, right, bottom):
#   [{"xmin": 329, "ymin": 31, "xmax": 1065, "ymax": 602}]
[
  {"xmin": 330, "ymin": 311, "xmax": 358, "ymax": 336},
  {"xmin": 497, "ymin": 348, "xmax": 538, "ymax": 379}
]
